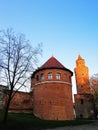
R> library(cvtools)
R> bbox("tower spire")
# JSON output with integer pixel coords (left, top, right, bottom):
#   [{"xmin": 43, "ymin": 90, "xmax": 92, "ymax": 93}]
[
  {"xmin": 74, "ymin": 55, "xmax": 90, "ymax": 94},
  {"xmin": 78, "ymin": 54, "xmax": 83, "ymax": 60}
]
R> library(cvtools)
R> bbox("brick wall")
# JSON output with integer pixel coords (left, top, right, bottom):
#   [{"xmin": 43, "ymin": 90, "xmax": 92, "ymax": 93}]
[
  {"xmin": 4, "ymin": 91, "xmax": 33, "ymax": 113},
  {"xmin": 32, "ymin": 68, "xmax": 74, "ymax": 120},
  {"xmin": 74, "ymin": 94, "xmax": 95, "ymax": 118},
  {"xmin": 0, "ymin": 85, "xmax": 7, "ymax": 109}
]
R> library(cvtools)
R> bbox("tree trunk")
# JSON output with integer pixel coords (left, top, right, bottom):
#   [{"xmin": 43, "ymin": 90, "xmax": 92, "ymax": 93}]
[{"xmin": 3, "ymin": 90, "xmax": 12, "ymax": 123}]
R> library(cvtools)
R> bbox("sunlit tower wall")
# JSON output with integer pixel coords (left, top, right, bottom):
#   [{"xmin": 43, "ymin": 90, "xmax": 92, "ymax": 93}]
[
  {"xmin": 74, "ymin": 55, "xmax": 95, "ymax": 119},
  {"xmin": 74, "ymin": 55, "xmax": 90, "ymax": 94}
]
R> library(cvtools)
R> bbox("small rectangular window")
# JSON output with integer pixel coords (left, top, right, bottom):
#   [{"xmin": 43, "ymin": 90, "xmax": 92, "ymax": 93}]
[
  {"xmin": 69, "ymin": 75, "xmax": 71, "ymax": 83},
  {"xmin": 36, "ymin": 75, "xmax": 39, "ymax": 81},
  {"xmin": 48, "ymin": 72, "xmax": 52, "ymax": 79},
  {"xmin": 56, "ymin": 73, "xmax": 61, "ymax": 80},
  {"xmin": 80, "ymin": 99, "xmax": 84, "ymax": 104},
  {"xmin": 65, "ymin": 74, "xmax": 67, "ymax": 79},
  {"xmin": 41, "ymin": 73, "xmax": 44, "ymax": 80}
]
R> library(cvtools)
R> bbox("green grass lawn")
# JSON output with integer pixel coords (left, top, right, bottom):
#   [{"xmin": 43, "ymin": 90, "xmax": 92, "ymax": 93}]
[{"xmin": 0, "ymin": 110, "xmax": 95, "ymax": 130}]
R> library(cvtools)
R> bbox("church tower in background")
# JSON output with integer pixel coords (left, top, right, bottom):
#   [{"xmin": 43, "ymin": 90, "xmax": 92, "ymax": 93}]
[
  {"xmin": 74, "ymin": 55, "xmax": 90, "ymax": 94},
  {"xmin": 74, "ymin": 55, "xmax": 95, "ymax": 119}
]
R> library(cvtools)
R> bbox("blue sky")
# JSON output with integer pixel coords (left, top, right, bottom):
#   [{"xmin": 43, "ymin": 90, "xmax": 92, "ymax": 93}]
[{"xmin": 0, "ymin": 0, "xmax": 98, "ymax": 94}]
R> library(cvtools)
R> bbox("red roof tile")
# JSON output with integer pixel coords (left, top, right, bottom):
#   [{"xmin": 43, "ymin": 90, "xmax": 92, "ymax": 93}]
[
  {"xmin": 41, "ymin": 56, "xmax": 66, "ymax": 69},
  {"xmin": 31, "ymin": 56, "xmax": 73, "ymax": 78}
]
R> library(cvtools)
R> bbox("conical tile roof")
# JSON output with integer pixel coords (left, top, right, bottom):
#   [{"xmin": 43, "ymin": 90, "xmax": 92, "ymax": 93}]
[
  {"xmin": 41, "ymin": 56, "xmax": 66, "ymax": 69},
  {"xmin": 31, "ymin": 56, "xmax": 73, "ymax": 78}
]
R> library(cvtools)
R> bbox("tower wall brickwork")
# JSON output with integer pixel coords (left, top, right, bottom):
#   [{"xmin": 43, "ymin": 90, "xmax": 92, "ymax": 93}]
[
  {"xmin": 74, "ymin": 55, "xmax": 95, "ymax": 119},
  {"xmin": 74, "ymin": 55, "xmax": 90, "ymax": 94},
  {"xmin": 74, "ymin": 94, "xmax": 95, "ymax": 118},
  {"xmin": 32, "ymin": 67, "xmax": 74, "ymax": 120}
]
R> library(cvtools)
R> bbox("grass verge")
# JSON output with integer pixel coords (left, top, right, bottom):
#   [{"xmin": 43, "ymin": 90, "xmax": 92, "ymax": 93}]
[{"xmin": 0, "ymin": 110, "xmax": 95, "ymax": 130}]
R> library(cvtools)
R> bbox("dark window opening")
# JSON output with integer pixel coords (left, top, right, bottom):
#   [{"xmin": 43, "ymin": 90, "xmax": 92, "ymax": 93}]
[
  {"xmin": 80, "ymin": 99, "xmax": 84, "ymax": 104},
  {"xmin": 69, "ymin": 75, "xmax": 71, "ymax": 82},
  {"xmin": 80, "ymin": 114, "xmax": 83, "ymax": 118},
  {"xmin": 36, "ymin": 75, "xmax": 39, "ymax": 81}
]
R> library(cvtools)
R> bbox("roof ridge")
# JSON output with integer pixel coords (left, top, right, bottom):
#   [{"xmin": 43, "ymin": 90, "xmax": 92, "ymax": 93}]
[{"xmin": 41, "ymin": 56, "xmax": 66, "ymax": 69}]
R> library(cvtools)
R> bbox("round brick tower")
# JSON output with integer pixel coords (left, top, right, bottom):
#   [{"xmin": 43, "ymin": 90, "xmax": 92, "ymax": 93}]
[{"xmin": 31, "ymin": 56, "xmax": 74, "ymax": 120}]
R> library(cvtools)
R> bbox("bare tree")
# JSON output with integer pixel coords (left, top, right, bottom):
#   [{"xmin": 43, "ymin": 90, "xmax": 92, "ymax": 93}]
[
  {"xmin": 0, "ymin": 28, "xmax": 42, "ymax": 123},
  {"xmin": 90, "ymin": 74, "xmax": 98, "ymax": 95},
  {"xmin": 90, "ymin": 74, "xmax": 98, "ymax": 115}
]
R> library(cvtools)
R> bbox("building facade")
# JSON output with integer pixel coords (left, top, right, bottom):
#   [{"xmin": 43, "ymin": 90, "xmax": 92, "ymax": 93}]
[
  {"xmin": 74, "ymin": 55, "xmax": 95, "ymax": 118},
  {"xmin": 1, "ymin": 55, "xmax": 96, "ymax": 120},
  {"xmin": 31, "ymin": 56, "xmax": 74, "ymax": 120}
]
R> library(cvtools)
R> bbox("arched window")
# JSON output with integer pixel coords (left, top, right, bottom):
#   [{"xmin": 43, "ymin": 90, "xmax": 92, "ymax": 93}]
[
  {"xmin": 69, "ymin": 75, "xmax": 71, "ymax": 82},
  {"xmin": 36, "ymin": 75, "xmax": 39, "ymax": 81},
  {"xmin": 64, "ymin": 74, "xmax": 67, "ymax": 79},
  {"xmin": 48, "ymin": 72, "xmax": 52, "ymax": 79},
  {"xmin": 56, "ymin": 73, "xmax": 61, "ymax": 80},
  {"xmin": 41, "ymin": 73, "xmax": 44, "ymax": 80}
]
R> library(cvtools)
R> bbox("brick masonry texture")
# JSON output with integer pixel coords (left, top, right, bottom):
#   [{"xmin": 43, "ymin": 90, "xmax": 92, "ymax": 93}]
[
  {"xmin": 0, "ymin": 55, "xmax": 96, "ymax": 120},
  {"xmin": 32, "ymin": 67, "xmax": 74, "ymax": 120},
  {"xmin": 74, "ymin": 55, "xmax": 95, "ymax": 119},
  {"xmin": 4, "ymin": 91, "xmax": 33, "ymax": 113},
  {"xmin": 0, "ymin": 85, "xmax": 6, "ymax": 109}
]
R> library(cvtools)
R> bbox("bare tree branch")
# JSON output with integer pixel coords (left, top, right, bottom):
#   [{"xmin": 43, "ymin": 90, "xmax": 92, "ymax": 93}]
[
  {"xmin": 0, "ymin": 28, "xmax": 42, "ymax": 123},
  {"xmin": 90, "ymin": 73, "xmax": 98, "ymax": 115}
]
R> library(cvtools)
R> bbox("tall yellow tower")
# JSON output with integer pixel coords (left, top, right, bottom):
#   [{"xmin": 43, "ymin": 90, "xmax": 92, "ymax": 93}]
[
  {"xmin": 74, "ymin": 55, "xmax": 90, "ymax": 94},
  {"xmin": 74, "ymin": 55, "xmax": 95, "ymax": 119}
]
